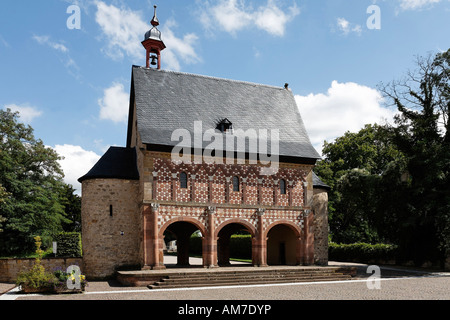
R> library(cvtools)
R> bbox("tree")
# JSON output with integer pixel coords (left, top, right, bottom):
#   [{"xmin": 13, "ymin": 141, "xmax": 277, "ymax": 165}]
[
  {"xmin": 315, "ymin": 124, "xmax": 405, "ymax": 244},
  {"xmin": 380, "ymin": 49, "xmax": 450, "ymax": 265},
  {"xmin": 0, "ymin": 184, "xmax": 9, "ymax": 232},
  {"xmin": 60, "ymin": 184, "xmax": 81, "ymax": 233},
  {"xmin": 0, "ymin": 109, "xmax": 70, "ymax": 255}
]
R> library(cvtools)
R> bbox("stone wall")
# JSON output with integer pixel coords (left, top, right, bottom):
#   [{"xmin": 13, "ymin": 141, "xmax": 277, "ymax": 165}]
[
  {"xmin": 313, "ymin": 188, "xmax": 329, "ymax": 265},
  {"xmin": 81, "ymin": 178, "xmax": 140, "ymax": 279},
  {"xmin": 0, "ymin": 258, "xmax": 83, "ymax": 283}
]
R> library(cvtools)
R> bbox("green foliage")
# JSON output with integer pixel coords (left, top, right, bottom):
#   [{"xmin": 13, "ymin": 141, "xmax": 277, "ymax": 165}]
[
  {"xmin": 54, "ymin": 232, "xmax": 82, "ymax": 257},
  {"xmin": 328, "ymin": 242, "xmax": 398, "ymax": 263},
  {"xmin": 315, "ymin": 124, "xmax": 405, "ymax": 244},
  {"xmin": 189, "ymin": 234, "xmax": 252, "ymax": 260},
  {"xmin": 319, "ymin": 49, "xmax": 450, "ymax": 266},
  {"xmin": 59, "ymin": 184, "xmax": 81, "ymax": 232},
  {"xmin": 0, "ymin": 184, "xmax": 9, "ymax": 232},
  {"xmin": 16, "ymin": 236, "xmax": 58, "ymax": 289},
  {"xmin": 189, "ymin": 235, "xmax": 202, "ymax": 255},
  {"xmin": 380, "ymin": 49, "xmax": 450, "ymax": 265},
  {"xmin": 0, "ymin": 109, "xmax": 79, "ymax": 256},
  {"xmin": 229, "ymin": 235, "xmax": 252, "ymax": 259}
]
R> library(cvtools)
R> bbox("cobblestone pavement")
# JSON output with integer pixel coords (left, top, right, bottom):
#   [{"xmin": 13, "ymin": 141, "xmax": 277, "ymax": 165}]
[
  {"xmin": 2, "ymin": 259, "xmax": 449, "ymax": 301},
  {"xmin": 2, "ymin": 272, "xmax": 450, "ymax": 301}
]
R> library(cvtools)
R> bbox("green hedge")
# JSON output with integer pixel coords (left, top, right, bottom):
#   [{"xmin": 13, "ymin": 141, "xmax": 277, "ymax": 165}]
[
  {"xmin": 189, "ymin": 234, "xmax": 252, "ymax": 259},
  {"xmin": 54, "ymin": 232, "xmax": 82, "ymax": 258},
  {"xmin": 228, "ymin": 235, "xmax": 252, "ymax": 259},
  {"xmin": 329, "ymin": 242, "xmax": 398, "ymax": 263}
]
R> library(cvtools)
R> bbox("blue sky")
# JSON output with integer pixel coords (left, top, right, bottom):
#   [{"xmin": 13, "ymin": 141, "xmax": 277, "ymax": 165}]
[{"xmin": 1, "ymin": 0, "xmax": 449, "ymax": 193}]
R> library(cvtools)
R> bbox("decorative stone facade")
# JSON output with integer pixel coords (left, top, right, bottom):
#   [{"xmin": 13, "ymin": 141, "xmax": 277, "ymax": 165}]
[
  {"xmin": 79, "ymin": 17, "xmax": 330, "ymax": 277},
  {"xmin": 80, "ymin": 149, "xmax": 330, "ymax": 278}
]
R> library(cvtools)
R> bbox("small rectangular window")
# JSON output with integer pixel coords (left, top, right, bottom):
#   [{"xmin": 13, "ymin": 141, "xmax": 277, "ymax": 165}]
[
  {"xmin": 110, "ymin": 205, "xmax": 113, "ymax": 217},
  {"xmin": 280, "ymin": 179, "xmax": 286, "ymax": 195},
  {"xmin": 233, "ymin": 176, "xmax": 240, "ymax": 192},
  {"xmin": 180, "ymin": 172, "xmax": 188, "ymax": 189}
]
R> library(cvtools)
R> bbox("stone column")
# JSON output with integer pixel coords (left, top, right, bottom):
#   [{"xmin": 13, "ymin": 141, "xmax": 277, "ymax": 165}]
[
  {"xmin": 142, "ymin": 203, "xmax": 165, "ymax": 270},
  {"xmin": 205, "ymin": 206, "xmax": 217, "ymax": 268},
  {"xmin": 254, "ymin": 208, "xmax": 268, "ymax": 267},
  {"xmin": 302, "ymin": 209, "xmax": 314, "ymax": 265}
]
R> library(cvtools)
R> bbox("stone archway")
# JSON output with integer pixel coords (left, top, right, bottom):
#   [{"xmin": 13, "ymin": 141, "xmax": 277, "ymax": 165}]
[
  {"xmin": 215, "ymin": 220, "xmax": 256, "ymax": 266},
  {"xmin": 265, "ymin": 221, "xmax": 302, "ymax": 266},
  {"xmin": 159, "ymin": 217, "xmax": 206, "ymax": 268}
]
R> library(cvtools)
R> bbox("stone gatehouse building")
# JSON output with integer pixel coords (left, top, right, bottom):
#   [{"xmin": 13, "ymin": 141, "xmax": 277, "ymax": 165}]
[{"xmin": 78, "ymin": 8, "xmax": 330, "ymax": 279}]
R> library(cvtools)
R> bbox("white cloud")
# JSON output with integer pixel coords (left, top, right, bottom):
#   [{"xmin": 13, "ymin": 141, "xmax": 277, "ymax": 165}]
[
  {"xmin": 95, "ymin": 1, "xmax": 200, "ymax": 71},
  {"xmin": 199, "ymin": 0, "xmax": 300, "ymax": 37},
  {"xmin": 161, "ymin": 19, "xmax": 201, "ymax": 71},
  {"xmin": 0, "ymin": 34, "xmax": 10, "ymax": 48},
  {"xmin": 98, "ymin": 82, "xmax": 130, "ymax": 123},
  {"xmin": 3, "ymin": 104, "xmax": 42, "ymax": 123},
  {"xmin": 399, "ymin": 0, "xmax": 442, "ymax": 10},
  {"xmin": 295, "ymin": 81, "xmax": 398, "ymax": 154},
  {"xmin": 53, "ymin": 144, "xmax": 101, "ymax": 194},
  {"xmin": 336, "ymin": 18, "xmax": 362, "ymax": 36},
  {"xmin": 33, "ymin": 34, "xmax": 80, "ymax": 80},
  {"xmin": 95, "ymin": 1, "xmax": 147, "ymax": 61},
  {"xmin": 33, "ymin": 35, "xmax": 68, "ymax": 53}
]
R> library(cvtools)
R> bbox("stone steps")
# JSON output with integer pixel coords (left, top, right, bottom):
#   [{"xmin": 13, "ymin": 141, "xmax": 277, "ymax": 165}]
[{"xmin": 146, "ymin": 268, "xmax": 353, "ymax": 289}]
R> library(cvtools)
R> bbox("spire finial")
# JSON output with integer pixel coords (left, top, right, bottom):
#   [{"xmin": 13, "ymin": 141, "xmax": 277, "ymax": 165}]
[{"xmin": 151, "ymin": 5, "xmax": 159, "ymax": 27}]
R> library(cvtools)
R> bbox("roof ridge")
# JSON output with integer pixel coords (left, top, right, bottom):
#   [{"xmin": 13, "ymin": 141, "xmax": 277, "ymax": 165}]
[{"xmin": 132, "ymin": 65, "xmax": 287, "ymax": 91}]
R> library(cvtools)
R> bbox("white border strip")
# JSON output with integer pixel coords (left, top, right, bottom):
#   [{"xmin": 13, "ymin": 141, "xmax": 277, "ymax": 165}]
[{"xmin": 2, "ymin": 274, "xmax": 449, "ymax": 299}]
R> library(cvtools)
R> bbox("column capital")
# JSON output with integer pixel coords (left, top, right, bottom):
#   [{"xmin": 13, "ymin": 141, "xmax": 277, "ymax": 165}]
[
  {"xmin": 150, "ymin": 203, "xmax": 160, "ymax": 212},
  {"xmin": 207, "ymin": 206, "xmax": 216, "ymax": 215},
  {"xmin": 256, "ymin": 208, "xmax": 265, "ymax": 216}
]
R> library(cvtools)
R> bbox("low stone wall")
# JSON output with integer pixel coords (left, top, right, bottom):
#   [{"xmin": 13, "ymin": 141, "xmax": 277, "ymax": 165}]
[{"xmin": 0, "ymin": 258, "xmax": 83, "ymax": 283}]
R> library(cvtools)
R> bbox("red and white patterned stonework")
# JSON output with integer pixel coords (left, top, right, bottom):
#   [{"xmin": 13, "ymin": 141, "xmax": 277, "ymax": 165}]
[{"xmin": 151, "ymin": 157, "xmax": 307, "ymax": 207}]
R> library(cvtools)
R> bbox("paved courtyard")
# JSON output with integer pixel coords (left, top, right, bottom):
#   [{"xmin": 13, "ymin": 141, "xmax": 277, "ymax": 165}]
[{"xmin": 1, "ymin": 256, "xmax": 449, "ymax": 301}]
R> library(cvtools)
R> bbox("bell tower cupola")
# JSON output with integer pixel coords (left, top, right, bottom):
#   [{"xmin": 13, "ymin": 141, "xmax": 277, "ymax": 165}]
[{"xmin": 142, "ymin": 5, "xmax": 166, "ymax": 69}]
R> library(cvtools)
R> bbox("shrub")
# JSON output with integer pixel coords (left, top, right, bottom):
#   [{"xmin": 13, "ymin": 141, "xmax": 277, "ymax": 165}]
[
  {"xmin": 329, "ymin": 242, "xmax": 398, "ymax": 263},
  {"xmin": 54, "ymin": 232, "xmax": 82, "ymax": 257},
  {"xmin": 188, "ymin": 234, "xmax": 252, "ymax": 259},
  {"xmin": 16, "ymin": 236, "xmax": 58, "ymax": 291},
  {"xmin": 229, "ymin": 235, "xmax": 252, "ymax": 259}
]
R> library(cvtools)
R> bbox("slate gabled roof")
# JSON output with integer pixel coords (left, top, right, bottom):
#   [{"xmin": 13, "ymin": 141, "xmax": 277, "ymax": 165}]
[
  {"xmin": 78, "ymin": 147, "xmax": 139, "ymax": 183},
  {"xmin": 127, "ymin": 66, "xmax": 321, "ymax": 161}
]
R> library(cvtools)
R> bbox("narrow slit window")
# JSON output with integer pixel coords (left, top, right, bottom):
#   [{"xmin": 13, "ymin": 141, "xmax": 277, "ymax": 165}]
[
  {"xmin": 280, "ymin": 179, "xmax": 286, "ymax": 195},
  {"xmin": 110, "ymin": 205, "xmax": 113, "ymax": 217},
  {"xmin": 180, "ymin": 172, "xmax": 188, "ymax": 189},
  {"xmin": 233, "ymin": 176, "xmax": 240, "ymax": 192}
]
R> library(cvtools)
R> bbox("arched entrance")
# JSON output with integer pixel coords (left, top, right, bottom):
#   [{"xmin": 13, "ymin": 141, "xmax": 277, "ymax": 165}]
[
  {"xmin": 160, "ymin": 220, "xmax": 204, "ymax": 267},
  {"xmin": 266, "ymin": 223, "xmax": 301, "ymax": 266},
  {"xmin": 216, "ymin": 220, "xmax": 256, "ymax": 266}
]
